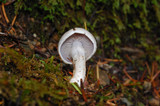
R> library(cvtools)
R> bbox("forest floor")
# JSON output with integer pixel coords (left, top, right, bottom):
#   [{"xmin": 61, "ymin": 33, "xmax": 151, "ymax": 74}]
[{"xmin": 0, "ymin": 2, "xmax": 160, "ymax": 106}]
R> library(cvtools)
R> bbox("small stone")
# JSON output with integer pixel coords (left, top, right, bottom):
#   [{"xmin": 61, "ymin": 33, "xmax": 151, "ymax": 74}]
[
  {"xmin": 33, "ymin": 33, "xmax": 37, "ymax": 38},
  {"xmin": 30, "ymin": 18, "xmax": 35, "ymax": 22},
  {"xmin": 73, "ymin": 96, "xmax": 79, "ymax": 101},
  {"xmin": 41, "ymin": 48, "xmax": 47, "ymax": 52},
  {"xmin": 44, "ymin": 27, "xmax": 48, "ymax": 31},
  {"xmin": 149, "ymin": 98, "xmax": 160, "ymax": 106},
  {"xmin": 53, "ymin": 34, "xmax": 59, "ymax": 41},
  {"xmin": 121, "ymin": 98, "xmax": 133, "ymax": 106},
  {"xmin": 31, "ymin": 40, "xmax": 36, "ymax": 46},
  {"xmin": 15, "ymin": 48, "xmax": 20, "ymax": 52},
  {"xmin": 36, "ymin": 41, "xmax": 41, "ymax": 47},
  {"xmin": 143, "ymin": 81, "xmax": 151, "ymax": 93},
  {"xmin": 29, "ymin": 43, "xmax": 34, "ymax": 50},
  {"xmin": 48, "ymin": 43, "xmax": 55, "ymax": 50}
]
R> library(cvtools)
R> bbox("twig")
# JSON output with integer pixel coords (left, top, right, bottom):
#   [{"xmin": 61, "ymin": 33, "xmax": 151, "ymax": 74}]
[
  {"xmin": 123, "ymin": 83, "xmax": 141, "ymax": 87},
  {"xmin": 0, "ymin": 45, "xmax": 5, "ymax": 48},
  {"xmin": 11, "ymin": 15, "xmax": 17, "ymax": 27},
  {"xmin": 0, "ymin": 32, "xmax": 7, "ymax": 35},
  {"xmin": 84, "ymin": 21, "xmax": 87, "ymax": 30},
  {"xmin": 151, "ymin": 62, "xmax": 155, "ymax": 79},
  {"xmin": 15, "ymin": 22, "xmax": 25, "ymax": 33},
  {"xmin": 151, "ymin": 71, "xmax": 160, "ymax": 82},
  {"xmin": 96, "ymin": 60, "xmax": 109, "ymax": 87},
  {"xmin": 81, "ymin": 79, "xmax": 87, "ymax": 102},
  {"xmin": 145, "ymin": 62, "xmax": 151, "ymax": 76},
  {"xmin": 108, "ymin": 75, "xmax": 117, "ymax": 83},
  {"xmin": 104, "ymin": 92, "xmax": 113, "ymax": 97},
  {"xmin": 1, "ymin": 3, "xmax": 16, "ymax": 34},
  {"xmin": 4, "ymin": 0, "xmax": 15, "ymax": 6},
  {"xmin": 86, "ymin": 65, "xmax": 91, "ymax": 80},
  {"xmin": 105, "ymin": 58, "xmax": 123, "ymax": 62},
  {"xmin": 96, "ymin": 64, "xmax": 99, "ymax": 81},
  {"xmin": 154, "ymin": 88, "xmax": 160, "ymax": 98},
  {"xmin": 125, "ymin": 54, "xmax": 133, "ymax": 63},
  {"xmin": 1, "ymin": 3, "xmax": 9, "ymax": 23},
  {"xmin": 8, "ymin": 43, "xmax": 16, "ymax": 48},
  {"xmin": 95, "ymin": 84, "xmax": 111, "ymax": 94},
  {"xmin": 0, "ymin": 5, "xmax": 6, "ymax": 25},
  {"xmin": 97, "ymin": 80, "xmax": 100, "ymax": 88},
  {"xmin": 106, "ymin": 97, "xmax": 120, "ymax": 105},
  {"xmin": 140, "ymin": 70, "xmax": 147, "ymax": 82},
  {"xmin": 123, "ymin": 66, "xmax": 137, "ymax": 82},
  {"xmin": 0, "ymin": 43, "xmax": 16, "ymax": 48},
  {"xmin": 68, "ymin": 71, "xmax": 73, "ymax": 76}
]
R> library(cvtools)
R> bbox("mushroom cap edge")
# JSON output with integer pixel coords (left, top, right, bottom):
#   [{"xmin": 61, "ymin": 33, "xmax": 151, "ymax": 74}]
[{"xmin": 58, "ymin": 27, "xmax": 97, "ymax": 64}]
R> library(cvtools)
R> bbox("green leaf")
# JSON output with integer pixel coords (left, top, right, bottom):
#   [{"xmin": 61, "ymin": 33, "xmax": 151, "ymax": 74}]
[
  {"xmin": 133, "ymin": 20, "xmax": 141, "ymax": 29},
  {"xmin": 76, "ymin": 0, "xmax": 82, "ymax": 6},
  {"xmin": 85, "ymin": 2, "xmax": 94, "ymax": 15},
  {"xmin": 71, "ymin": 83, "xmax": 82, "ymax": 95},
  {"xmin": 113, "ymin": 0, "xmax": 120, "ymax": 9}
]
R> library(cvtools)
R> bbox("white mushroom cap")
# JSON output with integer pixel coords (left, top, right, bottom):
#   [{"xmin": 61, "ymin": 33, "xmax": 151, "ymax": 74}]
[{"xmin": 58, "ymin": 28, "xmax": 97, "ymax": 64}]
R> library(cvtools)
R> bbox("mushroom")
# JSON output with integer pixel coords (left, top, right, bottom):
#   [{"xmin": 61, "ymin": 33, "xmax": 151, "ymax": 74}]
[{"xmin": 58, "ymin": 28, "xmax": 97, "ymax": 86}]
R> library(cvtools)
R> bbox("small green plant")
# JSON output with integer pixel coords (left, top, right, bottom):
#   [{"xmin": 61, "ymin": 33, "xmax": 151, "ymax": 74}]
[
  {"xmin": 71, "ymin": 83, "xmax": 82, "ymax": 95},
  {"xmin": 1, "ymin": 0, "xmax": 7, "ymax": 3}
]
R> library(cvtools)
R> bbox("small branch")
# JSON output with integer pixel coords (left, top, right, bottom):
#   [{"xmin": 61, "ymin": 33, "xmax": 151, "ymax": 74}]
[
  {"xmin": 124, "ymin": 83, "xmax": 141, "ymax": 87},
  {"xmin": 145, "ymin": 62, "xmax": 151, "ymax": 76},
  {"xmin": 151, "ymin": 62, "xmax": 155, "ymax": 79},
  {"xmin": 125, "ymin": 54, "xmax": 133, "ymax": 63},
  {"xmin": 108, "ymin": 75, "xmax": 117, "ymax": 83},
  {"xmin": 86, "ymin": 65, "xmax": 91, "ymax": 80},
  {"xmin": 154, "ymin": 88, "xmax": 160, "ymax": 98},
  {"xmin": 84, "ymin": 21, "xmax": 87, "ymax": 30},
  {"xmin": 106, "ymin": 98, "xmax": 120, "ymax": 105},
  {"xmin": 68, "ymin": 71, "xmax": 73, "ymax": 76},
  {"xmin": 0, "ymin": 43, "xmax": 16, "ymax": 48},
  {"xmin": 1, "ymin": 3, "xmax": 9, "ymax": 23},
  {"xmin": 4, "ymin": 0, "xmax": 15, "ymax": 6},
  {"xmin": 11, "ymin": 15, "xmax": 17, "ymax": 27},
  {"xmin": 140, "ymin": 70, "xmax": 147, "ymax": 82},
  {"xmin": 0, "ymin": 5, "xmax": 6, "ymax": 25},
  {"xmin": 81, "ymin": 79, "xmax": 87, "ymax": 102},
  {"xmin": 151, "ymin": 71, "xmax": 160, "ymax": 82},
  {"xmin": 1, "ymin": 3, "xmax": 16, "ymax": 35},
  {"xmin": 123, "ymin": 66, "xmax": 137, "ymax": 82},
  {"xmin": 95, "ymin": 84, "xmax": 111, "ymax": 94},
  {"xmin": 96, "ymin": 64, "xmax": 99, "ymax": 81},
  {"xmin": 0, "ymin": 32, "xmax": 7, "ymax": 35},
  {"xmin": 105, "ymin": 58, "xmax": 123, "ymax": 62}
]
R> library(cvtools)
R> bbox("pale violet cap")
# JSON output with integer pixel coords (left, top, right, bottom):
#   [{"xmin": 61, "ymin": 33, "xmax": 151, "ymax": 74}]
[{"xmin": 58, "ymin": 28, "xmax": 97, "ymax": 64}]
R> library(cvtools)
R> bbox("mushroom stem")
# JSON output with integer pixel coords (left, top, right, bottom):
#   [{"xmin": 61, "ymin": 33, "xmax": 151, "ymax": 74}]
[{"xmin": 70, "ymin": 40, "xmax": 86, "ymax": 87}]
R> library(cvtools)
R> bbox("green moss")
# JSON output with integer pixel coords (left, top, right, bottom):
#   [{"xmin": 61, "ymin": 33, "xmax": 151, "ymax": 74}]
[
  {"xmin": 0, "ymin": 48, "xmax": 68, "ymax": 105},
  {"xmin": 13, "ymin": 0, "xmax": 160, "ymax": 62}
]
